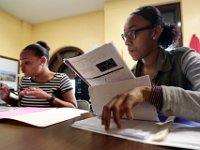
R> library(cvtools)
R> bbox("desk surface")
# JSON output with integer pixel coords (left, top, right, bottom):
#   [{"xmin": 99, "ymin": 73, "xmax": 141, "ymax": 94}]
[{"xmin": 0, "ymin": 116, "xmax": 180, "ymax": 150}]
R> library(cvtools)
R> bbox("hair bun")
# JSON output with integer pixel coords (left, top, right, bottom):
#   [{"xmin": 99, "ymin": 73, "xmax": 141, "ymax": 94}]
[{"xmin": 36, "ymin": 41, "xmax": 50, "ymax": 51}]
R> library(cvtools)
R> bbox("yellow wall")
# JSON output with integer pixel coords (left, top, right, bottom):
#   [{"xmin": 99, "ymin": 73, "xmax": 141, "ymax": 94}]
[
  {"xmin": 1, "ymin": 0, "xmax": 200, "ymax": 68},
  {"xmin": 181, "ymin": 0, "xmax": 200, "ymax": 46},
  {"xmin": 32, "ymin": 11, "xmax": 104, "ymax": 57},
  {"xmin": 0, "ymin": 9, "xmax": 32, "ymax": 59}
]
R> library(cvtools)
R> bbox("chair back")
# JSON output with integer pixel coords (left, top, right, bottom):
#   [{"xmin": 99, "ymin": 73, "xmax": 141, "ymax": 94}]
[{"xmin": 77, "ymin": 100, "xmax": 90, "ymax": 111}]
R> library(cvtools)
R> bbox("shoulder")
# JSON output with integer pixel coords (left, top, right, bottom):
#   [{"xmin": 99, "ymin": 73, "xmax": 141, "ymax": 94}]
[
  {"xmin": 168, "ymin": 47, "xmax": 194, "ymax": 55},
  {"xmin": 54, "ymin": 72, "xmax": 67, "ymax": 77},
  {"xmin": 174, "ymin": 47, "xmax": 200, "ymax": 62},
  {"xmin": 54, "ymin": 73, "xmax": 70, "ymax": 81},
  {"xmin": 180, "ymin": 47, "xmax": 200, "ymax": 68},
  {"xmin": 165, "ymin": 47, "xmax": 198, "ymax": 62},
  {"xmin": 174, "ymin": 47, "xmax": 193, "ymax": 52}
]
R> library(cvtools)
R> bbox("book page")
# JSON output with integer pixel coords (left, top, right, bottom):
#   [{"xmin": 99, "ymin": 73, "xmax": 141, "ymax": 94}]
[
  {"xmin": 89, "ymin": 75, "xmax": 159, "ymax": 122},
  {"xmin": 72, "ymin": 117, "xmax": 159, "ymax": 142},
  {"xmin": 64, "ymin": 42, "xmax": 135, "ymax": 86},
  {"xmin": 72, "ymin": 117, "xmax": 200, "ymax": 150}
]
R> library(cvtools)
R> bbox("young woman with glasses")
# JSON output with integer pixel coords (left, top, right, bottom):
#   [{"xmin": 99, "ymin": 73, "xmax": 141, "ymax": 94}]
[{"xmin": 102, "ymin": 6, "xmax": 200, "ymax": 130}]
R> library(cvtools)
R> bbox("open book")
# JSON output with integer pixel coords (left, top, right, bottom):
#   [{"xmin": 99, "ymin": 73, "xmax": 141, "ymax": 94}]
[
  {"xmin": 64, "ymin": 42, "xmax": 135, "ymax": 86},
  {"xmin": 64, "ymin": 42, "xmax": 159, "ymax": 121}
]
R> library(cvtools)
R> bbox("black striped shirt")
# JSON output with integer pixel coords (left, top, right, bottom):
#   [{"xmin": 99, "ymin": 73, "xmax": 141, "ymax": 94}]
[{"xmin": 19, "ymin": 73, "xmax": 72, "ymax": 107}]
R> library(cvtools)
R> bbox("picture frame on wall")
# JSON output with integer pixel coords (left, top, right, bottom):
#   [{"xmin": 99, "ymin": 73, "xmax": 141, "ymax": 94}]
[{"xmin": 0, "ymin": 55, "xmax": 19, "ymax": 92}]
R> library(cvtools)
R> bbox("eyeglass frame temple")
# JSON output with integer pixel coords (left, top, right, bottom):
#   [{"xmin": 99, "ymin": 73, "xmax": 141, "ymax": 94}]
[{"xmin": 121, "ymin": 25, "xmax": 155, "ymax": 41}]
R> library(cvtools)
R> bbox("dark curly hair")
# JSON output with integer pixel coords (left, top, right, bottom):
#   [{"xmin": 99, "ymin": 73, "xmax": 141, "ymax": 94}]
[{"xmin": 131, "ymin": 6, "xmax": 179, "ymax": 49}]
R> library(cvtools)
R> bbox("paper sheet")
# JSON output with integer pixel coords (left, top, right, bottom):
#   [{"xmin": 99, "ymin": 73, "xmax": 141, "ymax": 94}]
[
  {"xmin": 149, "ymin": 124, "xmax": 200, "ymax": 149},
  {"xmin": 64, "ymin": 42, "xmax": 135, "ymax": 86},
  {"xmin": 0, "ymin": 107, "xmax": 87, "ymax": 127},
  {"xmin": 72, "ymin": 117, "xmax": 166, "ymax": 143},
  {"xmin": 0, "ymin": 107, "xmax": 50, "ymax": 117},
  {"xmin": 72, "ymin": 116, "xmax": 200, "ymax": 150},
  {"xmin": 89, "ymin": 75, "xmax": 159, "ymax": 121}
]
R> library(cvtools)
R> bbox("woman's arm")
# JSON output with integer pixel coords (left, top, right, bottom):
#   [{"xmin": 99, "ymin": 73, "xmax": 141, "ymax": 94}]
[
  {"xmin": 160, "ymin": 49, "xmax": 200, "ymax": 121},
  {"xmin": 0, "ymin": 83, "xmax": 19, "ymax": 106},
  {"xmin": 181, "ymin": 49, "xmax": 200, "ymax": 90},
  {"xmin": 50, "ymin": 90, "xmax": 77, "ymax": 108},
  {"xmin": 101, "ymin": 49, "xmax": 200, "ymax": 130},
  {"xmin": 161, "ymin": 85, "xmax": 200, "ymax": 122},
  {"xmin": 41, "ymin": 73, "xmax": 77, "ymax": 107},
  {"xmin": 20, "ymin": 87, "xmax": 77, "ymax": 108}
]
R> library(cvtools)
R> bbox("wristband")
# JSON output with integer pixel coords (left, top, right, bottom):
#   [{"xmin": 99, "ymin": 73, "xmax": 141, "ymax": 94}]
[{"xmin": 48, "ymin": 96, "xmax": 55, "ymax": 105}]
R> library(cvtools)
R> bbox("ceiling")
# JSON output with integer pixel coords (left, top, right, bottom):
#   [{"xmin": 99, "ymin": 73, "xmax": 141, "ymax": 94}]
[{"xmin": 0, "ymin": 0, "xmax": 105, "ymax": 24}]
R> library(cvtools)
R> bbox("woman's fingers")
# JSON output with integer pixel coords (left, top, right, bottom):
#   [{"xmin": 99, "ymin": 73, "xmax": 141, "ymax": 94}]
[
  {"xmin": 123, "ymin": 96, "xmax": 135, "ymax": 120},
  {"xmin": 102, "ymin": 105, "xmax": 111, "ymax": 130},
  {"xmin": 20, "ymin": 88, "xmax": 43, "ymax": 97},
  {"xmin": 102, "ymin": 96, "xmax": 118, "ymax": 130},
  {"xmin": 0, "ymin": 83, "xmax": 10, "ymax": 99},
  {"xmin": 102, "ymin": 94, "xmax": 128, "ymax": 130},
  {"xmin": 112, "ymin": 94, "xmax": 127, "ymax": 129},
  {"xmin": 101, "ymin": 87, "xmax": 149, "ymax": 130}
]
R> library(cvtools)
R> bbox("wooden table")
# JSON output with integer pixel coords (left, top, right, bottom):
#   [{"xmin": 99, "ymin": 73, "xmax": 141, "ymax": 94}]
[{"xmin": 0, "ymin": 116, "xmax": 181, "ymax": 150}]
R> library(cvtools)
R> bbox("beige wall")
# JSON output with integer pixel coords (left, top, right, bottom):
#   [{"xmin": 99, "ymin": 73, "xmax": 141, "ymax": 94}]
[
  {"xmin": 181, "ymin": 0, "xmax": 200, "ymax": 46},
  {"xmin": 32, "ymin": 11, "xmax": 104, "ymax": 57},
  {"xmin": 1, "ymin": 0, "xmax": 200, "ymax": 68},
  {"xmin": 0, "ymin": 9, "xmax": 32, "ymax": 59}
]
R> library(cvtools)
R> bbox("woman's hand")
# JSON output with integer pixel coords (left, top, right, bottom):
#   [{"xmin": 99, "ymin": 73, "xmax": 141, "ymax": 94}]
[
  {"xmin": 101, "ymin": 86, "xmax": 151, "ymax": 130},
  {"xmin": 20, "ymin": 87, "xmax": 77, "ymax": 108},
  {"xmin": 0, "ymin": 83, "xmax": 10, "ymax": 100},
  {"xmin": 19, "ymin": 87, "xmax": 51, "ymax": 99}
]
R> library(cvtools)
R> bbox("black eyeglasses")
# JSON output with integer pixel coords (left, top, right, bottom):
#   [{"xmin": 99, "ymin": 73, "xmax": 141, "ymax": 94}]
[{"xmin": 121, "ymin": 25, "xmax": 155, "ymax": 41}]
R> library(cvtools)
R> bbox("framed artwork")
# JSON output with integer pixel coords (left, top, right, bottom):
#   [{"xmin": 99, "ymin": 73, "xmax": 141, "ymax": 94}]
[{"xmin": 0, "ymin": 55, "xmax": 19, "ymax": 91}]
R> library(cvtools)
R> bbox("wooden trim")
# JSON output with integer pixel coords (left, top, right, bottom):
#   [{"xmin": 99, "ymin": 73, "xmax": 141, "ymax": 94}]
[{"xmin": 48, "ymin": 46, "xmax": 84, "ymax": 79}]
